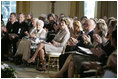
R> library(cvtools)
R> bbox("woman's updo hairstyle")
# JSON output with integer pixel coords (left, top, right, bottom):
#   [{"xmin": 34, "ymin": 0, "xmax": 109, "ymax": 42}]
[
  {"xmin": 96, "ymin": 19, "xmax": 108, "ymax": 37},
  {"xmin": 60, "ymin": 17, "xmax": 72, "ymax": 28}
]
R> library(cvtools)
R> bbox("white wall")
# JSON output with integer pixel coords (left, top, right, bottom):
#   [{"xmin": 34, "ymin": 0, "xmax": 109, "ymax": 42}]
[{"xmin": 30, "ymin": 1, "xmax": 70, "ymax": 18}]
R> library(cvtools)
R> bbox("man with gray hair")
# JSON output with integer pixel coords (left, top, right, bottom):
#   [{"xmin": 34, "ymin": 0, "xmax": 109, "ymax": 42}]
[{"xmin": 66, "ymin": 19, "xmax": 96, "ymax": 51}]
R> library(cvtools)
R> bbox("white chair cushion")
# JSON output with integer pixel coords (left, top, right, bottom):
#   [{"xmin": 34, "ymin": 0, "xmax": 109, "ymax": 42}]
[{"xmin": 47, "ymin": 52, "xmax": 61, "ymax": 57}]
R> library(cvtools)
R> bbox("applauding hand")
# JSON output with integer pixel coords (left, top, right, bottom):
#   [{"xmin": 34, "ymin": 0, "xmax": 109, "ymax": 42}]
[
  {"xmin": 82, "ymin": 34, "xmax": 91, "ymax": 44},
  {"xmin": 93, "ymin": 34, "xmax": 102, "ymax": 43}
]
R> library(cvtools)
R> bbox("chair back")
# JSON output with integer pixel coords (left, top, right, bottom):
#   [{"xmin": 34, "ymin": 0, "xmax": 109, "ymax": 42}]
[{"xmin": 61, "ymin": 43, "xmax": 67, "ymax": 54}]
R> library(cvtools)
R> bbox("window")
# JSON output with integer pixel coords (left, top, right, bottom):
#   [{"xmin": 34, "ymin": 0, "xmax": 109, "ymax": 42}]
[
  {"xmin": 2, "ymin": 1, "xmax": 16, "ymax": 25},
  {"xmin": 84, "ymin": 1, "xmax": 95, "ymax": 19}
]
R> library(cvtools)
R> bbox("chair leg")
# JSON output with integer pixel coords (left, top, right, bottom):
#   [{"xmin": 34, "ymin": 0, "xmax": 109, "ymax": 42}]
[
  {"xmin": 47, "ymin": 56, "xmax": 59, "ymax": 73},
  {"xmin": 74, "ymin": 70, "xmax": 80, "ymax": 78},
  {"xmin": 57, "ymin": 57, "xmax": 59, "ymax": 71},
  {"xmin": 48, "ymin": 56, "xmax": 50, "ymax": 73}
]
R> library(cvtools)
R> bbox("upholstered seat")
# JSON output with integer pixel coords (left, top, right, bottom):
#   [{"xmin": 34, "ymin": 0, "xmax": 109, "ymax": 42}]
[
  {"xmin": 47, "ymin": 44, "xmax": 67, "ymax": 73},
  {"xmin": 47, "ymin": 52, "xmax": 61, "ymax": 73}
]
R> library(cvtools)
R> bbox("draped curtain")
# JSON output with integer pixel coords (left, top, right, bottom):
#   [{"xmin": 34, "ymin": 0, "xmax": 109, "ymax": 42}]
[
  {"xmin": 16, "ymin": 1, "xmax": 30, "ymax": 15},
  {"xmin": 70, "ymin": 1, "xmax": 84, "ymax": 20},
  {"xmin": 70, "ymin": 1, "xmax": 109, "ymax": 19},
  {"xmin": 96, "ymin": 1, "xmax": 108, "ymax": 19}
]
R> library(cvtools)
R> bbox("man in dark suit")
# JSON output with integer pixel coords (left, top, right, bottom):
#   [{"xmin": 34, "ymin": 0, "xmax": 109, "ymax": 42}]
[
  {"xmin": 2, "ymin": 13, "xmax": 28, "ymax": 59},
  {"xmin": 11, "ymin": 13, "xmax": 28, "ymax": 56},
  {"xmin": 17, "ymin": 13, "xmax": 28, "ymax": 39},
  {"xmin": 1, "ymin": 13, "xmax": 19, "ymax": 60},
  {"xmin": 25, "ymin": 13, "xmax": 33, "ymax": 31},
  {"xmin": 76, "ymin": 19, "xmax": 95, "ymax": 48},
  {"xmin": 65, "ymin": 19, "xmax": 96, "ymax": 52}
]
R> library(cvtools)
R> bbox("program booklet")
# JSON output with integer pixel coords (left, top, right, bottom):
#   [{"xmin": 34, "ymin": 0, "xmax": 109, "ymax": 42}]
[
  {"xmin": 77, "ymin": 46, "xmax": 93, "ymax": 55},
  {"xmin": 9, "ymin": 33, "xmax": 18, "ymax": 37}
]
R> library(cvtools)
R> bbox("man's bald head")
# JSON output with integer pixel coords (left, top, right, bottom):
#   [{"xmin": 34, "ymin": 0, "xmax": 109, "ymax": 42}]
[
  {"xmin": 87, "ymin": 19, "xmax": 96, "ymax": 27},
  {"xmin": 83, "ymin": 19, "xmax": 96, "ymax": 33}
]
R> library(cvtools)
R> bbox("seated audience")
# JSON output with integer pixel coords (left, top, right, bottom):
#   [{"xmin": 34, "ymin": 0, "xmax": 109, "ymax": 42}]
[
  {"xmin": 44, "ymin": 13, "xmax": 56, "ymax": 32},
  {"xmin": 3, "ymin": 13, "xmax": 19, "ymax": 56},
  {"xmin": 25, "ymin": 13, "xmax": 33, "ymax": 31},
  {"xmin": 2, "ymin": 13, "xmax": 28, "ymax": 57},
  {"xmin": 81, "ymin": 29, "xmax": 117, "ymax": 78},
  {"xmin": 27, "ymin": 18, "xmax": 70, "ymax": 71},
  {"xmin": 87, "ymin": 19, "xmax": 108, "ymax": 48},
  {"xmin": 17, "ymin": 13, "xmax": 29, "ymax": 39},
  {"xmin": 59, "ymin": 19, "xmax": 96, "ymax": 77},
  {"xmin": 50, "ymin": 19, "xmax": 116, "ymax": 78},
  {"xmin": 66, "ymin": 21, "xmax": 83, "ymax": 51},
  {"xmin": 103, "ymin": 30, "xmax": 117, "ymax": 78},
  {"xmin": 15, "ymin": 18, "xmax": 47, "ymax": 63},
  {"xmin": 1, "ymin": 11, "xmax": 117, "ymax": 78},
  {"xmin": 46, "ymin": 22, "xmax": 60, "ymax": 42},
  {"xmin": 65, "ymin": 19, "xmax": 96, "ymax": 52}
]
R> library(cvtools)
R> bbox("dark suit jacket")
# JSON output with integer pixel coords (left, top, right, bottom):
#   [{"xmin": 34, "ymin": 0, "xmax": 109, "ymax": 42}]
[
  {"xmin": 6, "ymin": 21, "xmax": 19, "ymax": 34},
  {"xmin": 17, "ymin": 21, "xmax": 28, "ymax": 39},
  {"xmin": 6, "ymin": 21, "xmax": 28, "ymax": 39},
  {"xmin": 76, "ymin": 30, "xmax": 94, "ymax": 48},
  {"xmin": 44, "ymin": 21, "xmax": 55, "ymax": 32}
]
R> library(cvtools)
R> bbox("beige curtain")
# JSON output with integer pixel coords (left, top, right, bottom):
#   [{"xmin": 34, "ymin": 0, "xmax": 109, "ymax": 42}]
[
  {"xmin": 94, "ymin": 1, "xmax": 98, "ymax": 18},
  {"xmin": 96, "ymin": 1, "xmax": 108, "ymax": 19},
  {"xmin": 70, "ymin": 1, "xmax": 76, "ymax": 18},
  {"xmin": 70, "ymin": 1, "xmax": 84, "ymax": 20},
  {"xmin": 16, "ymin": 1, "xmax": 30, "ymax": 15}
]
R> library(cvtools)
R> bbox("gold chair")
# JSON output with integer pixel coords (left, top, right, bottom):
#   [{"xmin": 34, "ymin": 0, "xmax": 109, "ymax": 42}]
[
  {"xmin": 47, "ymin": 53, "xmax": 61, "ymax": 73},
  {"xmin": 47, "ymin": 44, "xmax": 67, "ymax": 73}
]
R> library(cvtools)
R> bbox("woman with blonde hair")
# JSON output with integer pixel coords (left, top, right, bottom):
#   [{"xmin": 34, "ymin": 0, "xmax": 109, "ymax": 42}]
[
  {"xmin": 66, "ymin": 21, "xmax": 83, "ymax": 51},
  {"xmin": 94, "ymin": 19, "xmax": 108, "ymax": 45},
  {"xmin": 73, "ymin": 21, "xmax": 83, "ymax": 38},
  {"xmin": 15, "ymin": 18, "xmax": 47, "ymax": 63}
]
